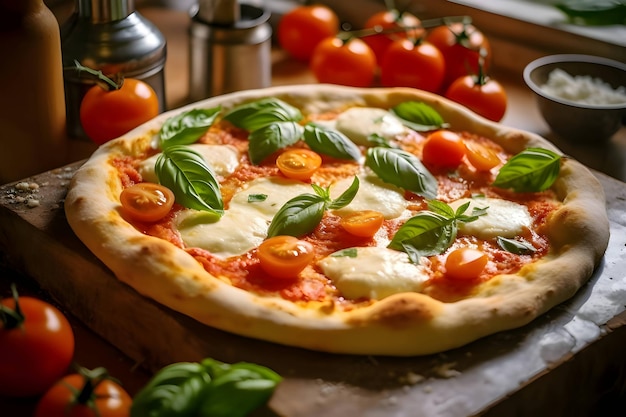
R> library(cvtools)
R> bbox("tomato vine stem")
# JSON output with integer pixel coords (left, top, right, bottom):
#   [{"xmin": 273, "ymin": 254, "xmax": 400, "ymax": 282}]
[{"xmin": 69, "ymin": 60, "xmax": 124, "ymax": 91}]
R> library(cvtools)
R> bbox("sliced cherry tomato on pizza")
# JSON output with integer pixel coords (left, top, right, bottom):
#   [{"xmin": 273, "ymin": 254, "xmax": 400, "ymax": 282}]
[
  {"xmin": 310, "ymin": 36, "xmax": 377, "ymax": 87},
  {"xmin": 445, "ymin": 72, "xmax": 508, "ymax": 122},
  {"xmin": 120, "ymin": 182, "xmax": 175, "ymax": 223},
  {"xmin": 34, "ymin": 366, "xmax": 132, "ymax": 417},
  {"xmin": 445, "ymin": 247, "xmax": 489, "ymax": 280},
  {"xmin": 421, "ymin": 130, "xmax": 466, "ymax": 168},
  {"xmin": 464, "ymin": 141, "xmax": 501, "ymax": 171},
  {"xmin": 258, "ymin": 236, "xmax": 315, "ymax": 279},
  {"xmin": 277, "ymin": 4, "xmax": 340, "ymax": 62},
  {"xmin": 276, "ymin": 149, "xmax": 323, "ymax": 181},
  {"xmin": 380, "ymin": 38, "xmax": 445, "ymax": 93},
  {"xmin": 340, "ymin": 210, "xmax": 385, "ymax": 238},
  {"xmin": 362, "ymin": 8, "xmax": 424, "ymax": 65},
  {"xmin": 0, "ymin": 286, "xmax": 75, "ymax": 398}
]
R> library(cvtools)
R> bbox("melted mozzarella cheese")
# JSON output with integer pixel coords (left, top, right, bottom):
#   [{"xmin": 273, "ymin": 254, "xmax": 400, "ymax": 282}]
[
  {"xmin": 449, "ymin": 197, "xmax": 532, "ymax": 239},
  {"xmin": 319, "ymin": 247, "xmax": 429, "ymax": 300},
  {"xmin": 138, "ymin": 144, "xmax": 240, "ymax": 183},
  {"xmin": 335, "ymin": 107, "xmax": 408, "ymax": 146},
  {"xmin": 175, "ymin": 177, "xmax": 311, "ymax": 258}
]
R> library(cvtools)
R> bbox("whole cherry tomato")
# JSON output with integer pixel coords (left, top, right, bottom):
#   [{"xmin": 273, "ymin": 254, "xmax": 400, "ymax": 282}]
[
  {"xmin": 0, "ymin": 285, "xmax": 75, "ymax": 398},
  {"xmin": 276, "ymin": 149, "xmax": 322, "ymax": 181},
  {"xmin": 80, "ymin": 77, "xmax": 159, "ymax": 145},
  {"xmin": 445, "ymin": 73, "xmax": 508, "ymax": 122},
  {"xmin": 310, "ymin": 36, "xmax": 377, "ymax": 87},
  {"xmin": 119, "ymin": 182, "xmax": 175, "ymax": 223},
  {"xmin": 425, "ymin": 22, "xmax": 491, "ymax": 90},
  {"xmin": 34, "ymin": 366, "xmax": 132, "ymax": 417},
  {"xmin": 421, "ymin": 130, "xmax": 466, "ymax": 168},
  {"xmin": 258, "ymin": 235, "xmax": 315, "ymax": 279},
  {"xmin": 445, "ymin": 248, "xmax": 488, "ymax": 280},
  {"xmin": 379, "ymin": 38, "xmax": 445, "ymax": 93},
  {"xmin": 362, "ymin": 8, "xmax": 424, "ymax": 65},
  {"xmin": 277, "ymin": 5, "xmax": 340, "ymax": 62}
]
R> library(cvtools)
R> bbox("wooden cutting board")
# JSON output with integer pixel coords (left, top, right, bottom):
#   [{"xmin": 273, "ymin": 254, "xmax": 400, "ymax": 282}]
[{"xmin": 1, "ymin": 161, "xmax": 626, "ymax": 417}]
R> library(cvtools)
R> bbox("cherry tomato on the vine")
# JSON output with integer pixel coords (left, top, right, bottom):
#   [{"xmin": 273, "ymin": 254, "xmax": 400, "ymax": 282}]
[
  {"xmin": 0, "ymin": 286, "xmax": 75, "ymax": 397},
  {"xmin": 258, "ymin": 236, "xmax": 315, "ymax": 279},
  {"xmin": 362, "ymin": 9, "xmax": 424, "ymax": 65},
  {"xmin": 340, "ymin": 210, "xmax": 385, "ymax": 238},
  {"xmin": 80, "ymin": 77, "xmax": 159, "ymax": 145},
  {"xmin": 119, "ymin": 182, "xmax": 175, "ymax": 223},
  {"xmin": 34, "ymin": 366, "xmax": 132, "ymax": 417},
  {"xmin": 421, "ymin": 130, "xmax": 466, "ymax": 168},
  {"xmin": 445, "ymin": 248, "xmax": 488, "ymax": 281},
  {"xmin": 425, "ymin": 22, "xmax": 491, "ymax": 90},
  {"xmin": 445, "ymin": 73, "xmax": 508, "ymax": 122},
  {"xmin": 276, "ymin": 149, "xmax": 322, "ymax": 181},
  {"xmin": 380, "ymin": 38, "xmax": 445, "ymax": 93},
  {"xmin": 310, "ymin": 36, "xmax": 377, "ymax": 87},
  {"xmin": 277, "ymin": 5, "xmax": 340, "ymax": 62}
]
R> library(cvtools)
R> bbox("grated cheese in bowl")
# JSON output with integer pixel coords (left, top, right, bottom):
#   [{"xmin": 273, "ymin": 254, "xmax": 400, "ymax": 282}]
[{"xmin": 540, "ymin": 68, "xmax": 626, "ymax": 106}]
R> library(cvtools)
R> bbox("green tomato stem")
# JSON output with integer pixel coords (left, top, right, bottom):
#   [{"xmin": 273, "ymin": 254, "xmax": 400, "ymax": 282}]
[
  {"xmin": 71, "ymin": 60, "xmax": 123, "ymax": 91},
  {"xmin": 341, "ymin": 15, "xmax": 471, "ymax": 40},
  {"xmin": 0, "ymin": 284, "xmax": 24, "ymax": 330}
]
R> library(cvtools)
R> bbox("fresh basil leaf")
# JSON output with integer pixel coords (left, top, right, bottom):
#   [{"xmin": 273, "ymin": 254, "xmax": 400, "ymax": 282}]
[
  {"xmin": 493, "ymin": 147, "xmax": 561, "ymax": 192},
  {"xmin": 130, "ymin": 362, "xmax": 212, "ymax": 417},
  {"xmin": 248, "ymin": 194, "xmax": 268, "ymax": 203},
  {"xmin": 427, "ymin": 199, "xmax": 456, "ymax": 218},
  {"xmin": 497, "ymin": 236, "xmax": 537, "ymax": 255},
  {"xmin": 222, "ymin": 98, "xmax": 302, "ymax": 131},
  {"xmin": 367, "ymin": 133, "xmax": 396, "ymax": 148},
  {"xmin": 328, "ymin": 176, "xmax": 359, "ymax": 210},
  {"xmin": 267, "ymin": 193, "xmax": 327, "ymax": 238},
  {"xmin": 155, "ymin": 145, "xmax": 224, "ymax": 216},
  {"xmin": 390, "ymin": 101, "xmax": 448, "ymax": 132},
  {"xmin": 248, "ymin": 121, "xmax": 304, "ymax": 165},
  {"xmin": 303, "ymin": 123, "xmax": 362, "ymax": 161},
  {"xmin": 159, "ymin": 107, "xmax": 221, "ymax": 149},
  {"xmin": 388, "ymin": 212, "xmax": 457, "ymax": 263},
  {"xmin": 332, "ymin": 248, "xmax": 358, "ymax": 258},
  {"xmin": 366, "ymin": 147, "xmax": 438, "ymax": 199}
]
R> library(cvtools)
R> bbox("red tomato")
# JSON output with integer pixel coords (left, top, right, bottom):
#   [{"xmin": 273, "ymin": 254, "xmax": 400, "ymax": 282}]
[
  {"xmin": 34, "ymin": 367, "xmax": 132, "ymax": 417},
  {"xmin": 277, "ymin": 5, "xmax": 340, "ymax": 62},
  {"xmin": 80, "ymin": 78, "xmax": 159, "ymax": 145},
  {"xmin": 464, "ymin": 141, "xmax": 502, "ymax": 171},
  {"xmin": 310, "ymin": 36, "xmax": 377, "ymax": 87},
  {"xmin": 445, "ymin": 248, "xmax": 488, "ymax": 280},
  {"xmin": 119, "ymin": 182, "xmax": 175, "ymax": 223},
  {"xmin": 380, "ymin": 39, "xmax": 445, "ymax": 93},
  {"xmin": 425, "ymin": 22, "xmax": 491, "ymax": 90},
  {"xmin": 340, "ymin": 210, "xmax": 385, "ymax": 238},
  {"xmin": 362, "ymin": 9, "xmax": 424, "ymax": 65},
  {"xmin": 0, "ymin": 289, "xmax": 75, "ymax": 397},
  {"xmin": 445, "ymin": 74, "xmax": 508, "ymax": 122},
  {"xmin": 258, "ymin": 236, "xmax": 315, "ymax": 279},
  {"xmin": 276, "ymin": 149, "xmax": 322, "ymax": 180},
  {"xmin": 421, "ymin": 130, "xmax": 466, "ymax": 168}
]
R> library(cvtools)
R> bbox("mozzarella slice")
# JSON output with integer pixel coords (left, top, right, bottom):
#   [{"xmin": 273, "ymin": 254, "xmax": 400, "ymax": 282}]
[
  {"xmin": 175, "ymin": 177, "xmax": 311, "ymax": 258},
  {"xmin": 335, "ymin": 107, "xmax": 408, "ymax": 146},
  {"xmin": 138, "ymin": 144, "xmax": 240, "ymax": 183},
  {"xmin": 319, "ymin": 247, "xmax": 429, "ymax": 300},
  {"xmin": 449, "ymin": 197, "xmax": 532, "ymax": 239}
]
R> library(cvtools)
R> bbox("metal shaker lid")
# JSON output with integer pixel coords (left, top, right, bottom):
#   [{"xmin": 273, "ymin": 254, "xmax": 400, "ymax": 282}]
[
  {"xmin": 77, "ymin": 0, "xmax": 135, "ymax": 23},
  {"xmin": 197, "ymin": 0, "xmax": 240, "ymax": 25}
]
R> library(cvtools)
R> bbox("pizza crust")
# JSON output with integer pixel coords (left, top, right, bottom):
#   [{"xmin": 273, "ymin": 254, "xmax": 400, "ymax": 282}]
[{"xmin": 64, "ymin": 85, "xmax": 610, "ymax": 356}]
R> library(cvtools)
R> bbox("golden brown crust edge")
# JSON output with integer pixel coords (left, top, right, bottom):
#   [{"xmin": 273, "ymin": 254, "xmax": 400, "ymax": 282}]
[{"xmin": 64, "ymin": 85, "xmax": 610, "ymax": 356}]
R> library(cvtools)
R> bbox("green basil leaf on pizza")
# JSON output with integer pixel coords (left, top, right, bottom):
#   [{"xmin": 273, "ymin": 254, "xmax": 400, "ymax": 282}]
[
  {"xmin": 222, "ymin": 97, "xmax": 302, "ymax": 131},
  {"xmin": 159, "ymin": 107, "xmax": 221, "ymax": 148},
  {"xmin": 493, "ymin": 147, "xmax": 561, "ymax": 192}
]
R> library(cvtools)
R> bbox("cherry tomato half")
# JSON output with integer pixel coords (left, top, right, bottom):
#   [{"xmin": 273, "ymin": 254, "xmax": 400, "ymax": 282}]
[
  {"xmin": 34, "ymin": 367, "xmax": 132, "ymax": 417},
  {"xmin": 445, "ymin": 74, "xmax": 508, "ymax": 122},
  {"xmin": 276, "ymin": 149, "xmax": 323, "ymax": 181},
  {"xmin": 0, "ymin": 290, "xmax": 75, "ymax": 397},
  {"xmin": 362, "ymin": 9, "xmax": 424, "ymax": 65},
  {"xmin": 421, "ymin": 130, "xmax": 466, "ymax": 168},
  {"xmin": 340, "ymin": 210, "xmax": 385, "ymax": 238},
  {"xmin": 80, "ymin": 78, "xmax": 159, "ymax": 145},
  {"xmin": 445, "ymin": 248, "xmax": 488, "ymax": 280},
  {"xmin": 310, "ymin": 36, "xmax": 377, "ymax": 87},
  {"xmin": 258, "ymin": 236, "xmax": 315, "ymax": 279},
  {"xmin": 277, "ymin": 5, "xmax": 340, "ymax": 62},
  {"xmin": 120, "ymin": 182, "xmax": 175, "ymax": 223},
  {"xmin": 464, "ymin": 141, "xmax": 501, "ymax": 172},
  {"xmin": 380, "ymin": 39, "xmax": 445, "ymax": 93}
]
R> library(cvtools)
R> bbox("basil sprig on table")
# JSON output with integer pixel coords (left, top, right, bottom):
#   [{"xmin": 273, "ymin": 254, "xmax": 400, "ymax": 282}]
[
  {"xmin": 366, "ymin": 147, "xmax": 438, "ymax": 199},
  {"xmin": 267, "ymin": 177, "xmax": 360, "ymax": 238},
  {"xmin": 389, "ymin": 200, "xmax": 487, "ymax": 263},
  {"xmin": 130, "ymin": 357, "xmax": 281, "ymax": 417},
  {"xmin": 492, "ymin": 147, "xmax": 561, "ymax": 192},
  {"xmin": 390, "ymin": 101, "xmax": 449, "ymax": 132},
  {"xmin": 159, "ymin": 107, "xmax": 221, "ymax": 148}
]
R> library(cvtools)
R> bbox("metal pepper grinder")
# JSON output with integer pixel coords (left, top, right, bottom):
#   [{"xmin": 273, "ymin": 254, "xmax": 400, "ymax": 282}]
[
  {"xmin": 60, "ymin": 0, "xmax": 167, "ymax": 140},
  {"xmin": 188, "ymin": 0, "xmax": 272, "ymax": 102}
]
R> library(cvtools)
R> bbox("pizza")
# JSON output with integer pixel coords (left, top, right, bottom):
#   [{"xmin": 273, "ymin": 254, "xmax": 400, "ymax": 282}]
[{"xmin": 64, "ymin": 85, "xmax": 610, "ymax": 356}]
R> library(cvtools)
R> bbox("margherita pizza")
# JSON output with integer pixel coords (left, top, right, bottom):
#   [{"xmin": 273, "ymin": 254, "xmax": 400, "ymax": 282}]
[{"xmin": 64, "ymin": 85, "xmax": 610, "ymax": 356}]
